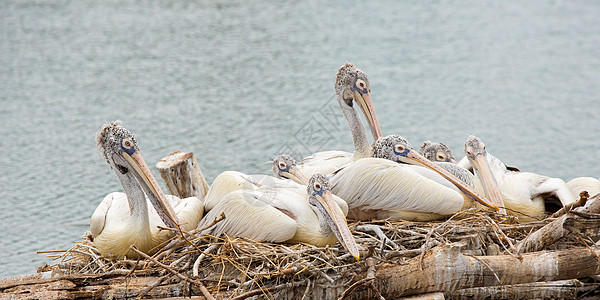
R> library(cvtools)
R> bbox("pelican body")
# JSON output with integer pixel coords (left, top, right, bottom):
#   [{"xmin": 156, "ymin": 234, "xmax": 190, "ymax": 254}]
[
  {"xmin": 198, "ymin": 171, "xmax": 359, "ymax": 260},
  {"xmin": 566, "ymin": 177, "xmax": 600, "ymax": 199},
  {"xmin": 295, "ymin": 63, "xmax": 382, "ymax": 177},
  {"xmin": 91, "ymin": 121, "xmax": 203, "ymax": 258},
  {"xmin": 274, "ymin": 139, "xmax": 499, "ymax": 222},
  {"xmin": 464, "ymin": 135, "xmax": 575, "ymax": 222}
]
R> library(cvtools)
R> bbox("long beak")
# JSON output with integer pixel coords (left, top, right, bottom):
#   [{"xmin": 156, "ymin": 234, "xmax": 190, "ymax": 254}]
[
  {"xmin": 123, "ymin": 151, "xmax": 182, "ymax": 231},
  {"xmin": 469, "ymin": 153, "xmax": 506, "ymax": 214},
  {"xmin": 354, "ymin": 91, "xmax": 383, "ymax": 141},
  {"xmin": 282, "ymin": 165, "xmax": 310, "ymax": 185},
  {"xmin": 314, "ymin": 190, "xmax": 360, "ymax": 261},
  {"xmin": 399, "ymin": 149, "xmax": 500, "ymax": 212}
]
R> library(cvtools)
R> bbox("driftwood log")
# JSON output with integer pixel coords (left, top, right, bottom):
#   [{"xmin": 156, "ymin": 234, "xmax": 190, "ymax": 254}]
[
  {"xmin": 156, "ymin": 151, "xmax": 209, "ymax": 200},
  {"xmin": 448, "ymin": 279, "xmax": 598, "ymax": 299},
  {"xmin": 515, "ymin": 192, "xmax": 600, "ymax": 254},
  {"xmin": 345, "ymin": 244, "xmax": 600, "ymax": 299}
]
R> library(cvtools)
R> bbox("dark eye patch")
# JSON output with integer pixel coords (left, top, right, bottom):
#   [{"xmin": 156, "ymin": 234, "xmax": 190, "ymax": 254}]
[{"xmin": 116, "ymin": 164, "xmax": 129, "ymax": 174}]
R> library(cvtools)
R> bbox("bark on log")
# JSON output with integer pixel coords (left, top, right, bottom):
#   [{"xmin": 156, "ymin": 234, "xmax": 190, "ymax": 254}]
[
  {"xmin": 447, "ymin": 279, "xmax": 596, "ymax": 299},
  {"xmin": 345, "ymin": 244, "xmax": 600, "ymax": 299},
  {"xmin": 156, "ymin": 151, "xmax": 209, "ymax": 199}
]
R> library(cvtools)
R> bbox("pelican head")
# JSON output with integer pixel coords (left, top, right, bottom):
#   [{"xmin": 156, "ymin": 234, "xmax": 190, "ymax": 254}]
[
  {"xmin": 335, "ymin": 62, "xmax": 383, "ymax": 141},
  {"xmin": 420, "ymin": 141, "xmax": 456, "ymax": 163},
  {"xmin": 464, "ymin": 135, "xmax": 506, "ymax": 214},
  {"xmin": 272, "ymin": 154, "xmax": 309, "ymax": 185},
  {"xmin": 96, "ymin": 121, "xmax": 181, "ymax": 230},
  {"xmin": 307, "ymin": 174, "xmax": 359, "ymax": 261},
  {"xmin": 372, "ymin": 135, "xmax": 499, "ymax": 212}
]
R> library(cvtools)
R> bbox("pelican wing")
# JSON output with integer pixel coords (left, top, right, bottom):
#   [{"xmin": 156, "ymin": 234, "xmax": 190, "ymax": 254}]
[
  {"xmin": 90, "ymin": 192, "xmax": 120, "ymax": 238},
  {"xmin": 567, "ymin": 177, "xmax": 600, "ymax": 199},
  {"xmin": 167, "ymin": 195, "xmax": 204, "ymax": 231},
  {"xmin": 297, "ymin": 150, "xmax": 353, "ymax": 179},
  {"xmin": 330, "ymin": 158, "xmax": 464, "ymax": 217},
  {"xmin": 198, "ymin": 190, "xmax": 297, "ymax": 243}
]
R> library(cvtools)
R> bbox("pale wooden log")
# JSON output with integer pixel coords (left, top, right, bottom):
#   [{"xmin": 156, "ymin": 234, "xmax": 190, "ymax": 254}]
[
  {"xmin": 400, "ymin": 292, "xmax": 445, "ymax": 299},
  {"xmin": 156, "ymin": 151, "xmax": 209, "ymax": 199},
  {"xmin": 447, "ymin": 279, "xmax": 595, "ymax": 299},
  {"xmin": 515, "ymin": 193, "xmax": 600, "ymax": 254},
  {"xmin": 345, "ymin": 244, "xmax": 600, "ymax": 299}
]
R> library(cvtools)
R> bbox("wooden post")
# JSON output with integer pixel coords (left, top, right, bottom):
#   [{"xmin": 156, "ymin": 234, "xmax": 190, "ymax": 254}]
[{"xmin": 156, "ymin": 151, "xmax": 209, "ymax": 200}]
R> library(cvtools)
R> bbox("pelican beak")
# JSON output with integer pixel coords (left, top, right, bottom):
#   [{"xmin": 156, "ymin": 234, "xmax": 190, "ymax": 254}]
[
  {"xmin": 469, "ymin": 153, "xmax": 506, "ymax": 214},
  {"xmin": 354, "ymin": 90, "xmax": 383, "ymax": 141},
  {"xmin": 313, "ymin": 190, "xmax": 360, "ymax": 261},
  {"xmin": 449, "ymin": 158, "xmax": 457, "ymax": 164},
  {"xmin": 400, "ymin": 150, "xmax": 500, "ymax": 212},
  {"xmin": 281, "ymin": 165, "xmax": 310, "ymax": 185},
  {"xmin": 123, "ymin": 151, "xmax": 182, "ymax": 231}
]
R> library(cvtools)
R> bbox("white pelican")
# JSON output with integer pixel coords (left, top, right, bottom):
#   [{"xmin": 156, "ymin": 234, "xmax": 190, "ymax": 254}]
[
  {"xmin": 419, "ymin": 141, "xmax": 457, "ymax": 163},
  {"xmin": 294, "ymin": 62, "xmax": 383, "ymax": 177},
  {"xmin": 464, "ymin": 135, "xmax": 575, "ymax": 222},
  {"xmin": 566, "ymin": 177, "xmax": 600, "ymax": 199},
  {"xmin": 197, "ymin": 174, "xmax": 360, "ymax": 261},
  {"xmin": 274, "ymin": 138, "xmax": 499, "ymax": 221},
  {"xmin": 91, "ymin": 121, "xmax": 203, "ymax": 258}
]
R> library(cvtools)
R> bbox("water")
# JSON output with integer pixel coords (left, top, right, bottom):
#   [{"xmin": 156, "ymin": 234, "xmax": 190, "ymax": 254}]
[{"xmin": 1, "ymin": 0, "xmax": 599, "ymax": 277}]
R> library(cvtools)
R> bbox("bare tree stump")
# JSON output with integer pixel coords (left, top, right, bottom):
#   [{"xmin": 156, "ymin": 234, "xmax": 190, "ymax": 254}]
[{"xmin": 156, "ymin": 151, "xmax": 209, "ymax": 200}]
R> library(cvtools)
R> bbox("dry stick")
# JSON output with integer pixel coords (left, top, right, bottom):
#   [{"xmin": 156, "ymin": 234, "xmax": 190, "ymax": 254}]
[
  {"xmin": 129, "ymin": 246, "xmax": 215, "ymax": 300},
  {"xmin": 516, "ymin": 193, "xmax": 600, "ymax": 254},
  {"xmin": 418, "ymin": 210, "xmax": 466, "ymax": 269},
  {"xmin": 483, "ymin": 215, "xmax": 518, "ymax": 255},
  {"xmin": 154, "ymin": 213, "xmax": 225, "ymax": 262},
  {"xmin": 229, "ymin": 280, "xmax": 306, "ymax": 300},
  {"xmin": 551, "ymin": 191, "xmax": 589, "ymax": 218},
  {"xmin": 136, "ymin": 274, "xmax": 170, "ymax": 299},
  {"xmin": 193, "ymin": 244, "xmax": 221, "ymax": 277},
  {"xmin": 338, "ymin": 258, "xmax": 377, "ymax": 300}
]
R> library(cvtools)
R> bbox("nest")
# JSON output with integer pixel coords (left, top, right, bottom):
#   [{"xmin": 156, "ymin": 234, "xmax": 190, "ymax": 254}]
[{"xmin": 27, "ymin": 207, "xmax": 600, "ymax": 299}]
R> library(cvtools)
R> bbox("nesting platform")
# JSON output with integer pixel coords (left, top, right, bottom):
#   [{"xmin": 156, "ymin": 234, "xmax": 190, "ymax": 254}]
[{"xmin": 3, "ymin": 197, "xmax": 600, "ymax": 300}]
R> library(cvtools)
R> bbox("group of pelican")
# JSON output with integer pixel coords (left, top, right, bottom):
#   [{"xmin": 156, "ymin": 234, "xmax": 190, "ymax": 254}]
[{"xmin": 90, "ymin": 62, "xmax": 586, "ymax": 261}]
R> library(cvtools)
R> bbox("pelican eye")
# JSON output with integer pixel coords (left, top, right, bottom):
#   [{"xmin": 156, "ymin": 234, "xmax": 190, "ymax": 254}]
[
  {"xmin": 314, "ymin": 182, "xmax": 321, "ymax": 191},
  {"xmin": 278, "ymin": 162, "xmax": 286, "ymax": 169},
  {"xmin": 466, "ymin": 148, "xmax": 474, "ymax": 156},
  {"xmin": 437, "ymin": 152, "xmax": 447, "ymax": 161},
  {"xmin": 356, "ymin": 79, "xmax": 367, "ymax": 90},
  {"xmin": 395, "ymin": 145, "xmax": 405, "ymax": 153},
  {"xmin": 121, "ymin": 139, "xmax": 133, "ymax": 150}
]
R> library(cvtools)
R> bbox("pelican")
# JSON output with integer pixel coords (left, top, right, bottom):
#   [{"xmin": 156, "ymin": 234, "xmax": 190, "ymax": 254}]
[
  {"xmin": 274, "ymin": 138, "xmax": 499, "ymax": 221},
  {"xmin": 464, "ymin": 135, "xmax": 575, "ymax": 222},
  {"xmin": 91, "ymin": 121, "xmax": 203, "ymax": 258},
  {"xmin": 197, "ymin": 173, "xmax": 360, "ymax": 261},
  {"xmin": 419, "ymin": 141, "xmax": 456, "ymax": 163},
  {"xmin": 294, "ymin": 62, "xmax": 383, "ymax": 177},
  {"xmin": 566, "ymin": 177, "xmax": 600, "ymax": 199}
]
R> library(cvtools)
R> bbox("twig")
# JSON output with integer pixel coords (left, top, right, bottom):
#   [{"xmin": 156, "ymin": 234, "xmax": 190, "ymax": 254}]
[
  {"xmin": 136, "ymin": 274, "xmax": 169, "ymax": 299},
  {"xmin": 229, "ymin": 280, "xmax": 305, "ymax": 300},
  {"xmin": 552, "ymin": 191, "xmax": 589, "ymax": 218},
  {"xmin": 129, "ymin": 246, "xmax": 215, "ymax": 300},
  {"xmin": 193, "ymin": 244, "xmax": 221, "ymax": 277}
]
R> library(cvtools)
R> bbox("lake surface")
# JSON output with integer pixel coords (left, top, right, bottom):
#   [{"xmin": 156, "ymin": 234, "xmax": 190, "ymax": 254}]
[{"xmin": 1, "ymin": 0, "xmax": 599, "ymax": 277}]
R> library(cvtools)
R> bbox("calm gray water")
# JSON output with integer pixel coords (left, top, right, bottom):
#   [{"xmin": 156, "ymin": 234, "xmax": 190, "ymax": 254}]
[{"xmin": 1, "ymin": 0, "xmax": 599, "ymax": 277}]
